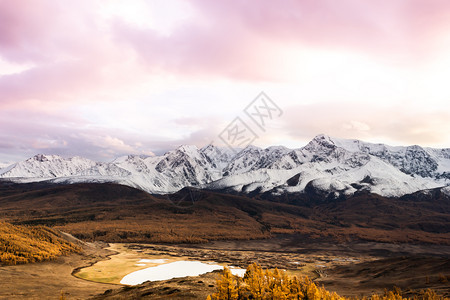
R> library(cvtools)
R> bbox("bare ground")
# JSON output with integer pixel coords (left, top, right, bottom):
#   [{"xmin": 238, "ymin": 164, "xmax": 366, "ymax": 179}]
[
  {"xmin": 0, "ymin": 242, "xmax": 118, "ymax": 300},
  {"xmin": 88, "ymin": 236, "xmax": 450, "ymax": 299},
  {"xmin": 0, "ymin": 236, "xmax": 449, "ymax": 299}
]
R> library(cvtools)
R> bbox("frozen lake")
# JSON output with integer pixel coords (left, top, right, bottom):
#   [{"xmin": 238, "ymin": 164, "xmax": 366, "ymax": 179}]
[{"xmin": 120, "ymin": 260, "xmax": 246, "ymax": 285}]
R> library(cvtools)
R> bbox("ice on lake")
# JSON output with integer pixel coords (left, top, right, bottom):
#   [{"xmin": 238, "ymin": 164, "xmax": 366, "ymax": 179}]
[{"xmin": 121, "ymin": 260, "xmax": 245, "ymax": 285}]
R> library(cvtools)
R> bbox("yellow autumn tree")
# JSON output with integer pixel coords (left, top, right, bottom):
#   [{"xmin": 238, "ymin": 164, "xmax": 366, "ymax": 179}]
[
  {"xmin": 266, "ymin": 268, "xmax": 290, "ymax": 299},
  {"xmin": 244, "ymin": 263, "xmax": 266, "ymax": 298},
  {"xmin": 0, "ymin": 221, "xmax": 80, "ymax": 265},
  {"xmin": 208, "ymin": 263, "xmax": 446, "ymax": 300},
  {"xmin": 211, "ymin": 267, "xmax": 239, "ymax": 300}
]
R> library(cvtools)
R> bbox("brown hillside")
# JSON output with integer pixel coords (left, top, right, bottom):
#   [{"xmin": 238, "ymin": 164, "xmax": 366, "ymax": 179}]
[
  {"xmin": 0, "ymin": 181, "xmax": 448, "ymax": 244},
  {"xmin": 0, "ymin": 221, "xmax": 80, "ymax": 265}
]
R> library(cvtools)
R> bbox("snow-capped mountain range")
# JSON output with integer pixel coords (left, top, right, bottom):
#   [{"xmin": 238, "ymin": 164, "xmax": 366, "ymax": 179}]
[{"xmin": 1, "ymin": 135, "xmax": 449, "ymax": 197}]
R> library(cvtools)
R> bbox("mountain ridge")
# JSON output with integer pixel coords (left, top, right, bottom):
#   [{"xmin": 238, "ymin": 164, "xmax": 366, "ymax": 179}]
[{"xmin": 0, "ymin": 135, "xmax": 449, "ymax": 197}]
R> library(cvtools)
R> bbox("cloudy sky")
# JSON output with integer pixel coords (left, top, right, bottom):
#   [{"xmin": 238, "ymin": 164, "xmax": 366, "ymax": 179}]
[{"xmin": 1, "ymin": 0, "xmax": 450, "ymax": 163}]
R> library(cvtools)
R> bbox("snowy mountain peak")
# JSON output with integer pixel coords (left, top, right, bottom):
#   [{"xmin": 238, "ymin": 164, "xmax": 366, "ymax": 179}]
[
  {"xmin": 266, "ymin": 145, "xmax": 290, "ymax": 152},
  {"xmin": 0, "ymin": 155, "xmax": 96, "ymax": 179},
  {"xmin": 30, "ymin": 154, "xmax": 61, "ymax": 162},
  {"xmin": 242, "ymin": 144, "xmax": 262, "ymax": 152},
  {"xmin": 300, "ymin": 135, "xmax": 341, "ymax": 163},
  {"xmin": 200, "ymin": 144, "xmax": 216, "ymax": 152},
  {"xmin": 306, "ymin": 134, "xmax": 337, "ymax": 150},
  {"xmin": 1, "ymin": 135, "xmax": 448, "ymax": 197},
  {"xmin": 175, "ymin": 145, "xmax": 199, "ymax": 155},
  {"xmin": 313, "ymin": 133, "xmax": 333, "ymax": 141}
]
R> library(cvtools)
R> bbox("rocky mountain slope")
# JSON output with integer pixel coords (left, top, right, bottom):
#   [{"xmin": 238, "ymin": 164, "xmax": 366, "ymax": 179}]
[{"xmin": 0, "ymin": 135, "xmax": 449, "ymax": 197}]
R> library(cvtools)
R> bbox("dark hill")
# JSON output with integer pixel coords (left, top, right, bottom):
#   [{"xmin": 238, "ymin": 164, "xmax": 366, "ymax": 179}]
[{"xmin": 0, "ymin": 181, "xmax": 448, "ymax": 244}]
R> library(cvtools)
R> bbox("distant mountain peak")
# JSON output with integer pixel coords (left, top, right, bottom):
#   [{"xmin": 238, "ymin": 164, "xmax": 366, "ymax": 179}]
[
  {"xmin": 241, "ymin": 144, "xmax": 263, "ymax": 152},
  {"xmin": 30, "ymin": 154, "xmax": 58, "ymax": 162},
  {"xmin": 176, "ymin": 144, "xmax": 198, "ymax": 152},
  {"xmin": 33, "ymin": 154, "xmax": 49, "ymax": 162},
  {"xmin": 200, "ymin": 144, "xmax": 216, "ymax": 151},
  {"xmin": 266, "ymin": 145, "xmax": 290, "ymax": 151},
  {"xmin": 313, "ymin": 133, "xmax": 332, "ymax": 140},
  {"xmin": 1, "ymin": 136, "xmax": 449, "ymax": 197}
]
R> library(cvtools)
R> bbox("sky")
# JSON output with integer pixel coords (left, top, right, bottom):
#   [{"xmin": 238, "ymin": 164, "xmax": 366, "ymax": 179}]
[{"xmin": 0, "ymin": 0, "xmax": 450, "ymax": 163}]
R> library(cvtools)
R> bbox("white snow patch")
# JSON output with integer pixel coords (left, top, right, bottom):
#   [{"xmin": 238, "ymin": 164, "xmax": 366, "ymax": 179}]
[
  {"xmin": 1, "ymin": 136, "xmax": 449, "ymax": 197},
  {"xmin": 120, "ymin": 261, "xmax": 245, "ymax": 285},
  {"xmin": 442, "ymin": 186, "xmax": 450, "ymax": 197}
]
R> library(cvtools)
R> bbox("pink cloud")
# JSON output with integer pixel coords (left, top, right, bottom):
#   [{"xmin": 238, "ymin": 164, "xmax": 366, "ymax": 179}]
[
  {"xmin": 112, "ymin": 0, "xmax": 450, "ymax": 80},
  {"xmin": 0, "ymin": 0, "xmax": 96, "ymax": 63},
  {"xmin": 0, "ymin": 1, "xmax": 449, "ymax": 160},
  {"xmin": 0, "ymin": 105, "xmax": 222, "ymax": 161},
  {"xmin": 2, "ymin": 0, "xmax": 450, "ymax": 104},
  {"xmin": 112, "ymin": 18, "xmax": 277, "ymax": 81},
  {"xmin": 0, "ymin": 107, "xmax": 135, "ymax": 160},
  {"xmin": 0, "ymin": 0, "xmax": 107, "ymax": 108},
  {"xmin": 283, "ymin": 102, "xmax": 450, "ymax": 147},
  {"xmin": 0, "ymin": 0, "xmax": 146, "ymax": 109},
  {"xmin": 0, "ymin": 60, "xmax": 103, "ymax": 104},
  {"xmin": 189, "ymin": 0, "xmax": 450, "ymax": 61}
]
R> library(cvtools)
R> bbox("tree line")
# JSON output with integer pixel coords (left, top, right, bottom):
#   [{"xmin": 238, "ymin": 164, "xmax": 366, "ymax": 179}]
[{"xmin": 208, "ymin": 263, "xmax": 445, "ymax": 300}]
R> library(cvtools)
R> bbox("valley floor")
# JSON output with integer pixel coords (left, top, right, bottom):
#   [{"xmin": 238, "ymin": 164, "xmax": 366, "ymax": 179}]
[
  {"xmin": 2, "ymin": 235, "xmax": 447, "ymax": 299},
  {"xmin": 193, "ymin": 235, "xmax": 450, "ymax": 298},
  {"xmin": 0, "ymin": 178, "xmax": 448, "ymax": 299}
]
